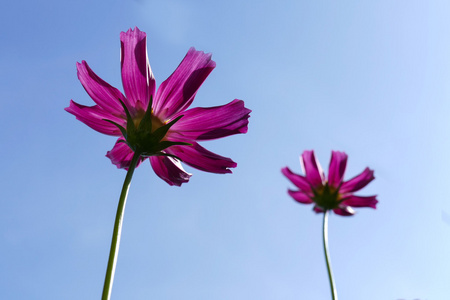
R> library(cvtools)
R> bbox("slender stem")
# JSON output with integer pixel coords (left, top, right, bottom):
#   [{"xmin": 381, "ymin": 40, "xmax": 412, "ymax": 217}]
[
  {"xmin": 323, "ymin": 210, "xmax": 338, "ymax": 300},
  {"xmin": 102, "ymin": 151, "xmax": 141, "ymax": 300}
]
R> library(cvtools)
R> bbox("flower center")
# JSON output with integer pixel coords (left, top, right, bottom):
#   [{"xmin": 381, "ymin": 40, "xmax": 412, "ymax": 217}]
[
  {"xmin": 132, "ymin": 109, "xmax": 166, "ymax": 133},
  {"xmin": 313, "ymin": 183, "xmax": 341, "ymax": 210},
  {"xmin": 106, "ymin": 98, "xmax": 190, "ymax": 157},
  {"xmin": 150, "ymin": 115, "xmax": 165, "ymax": 133}
]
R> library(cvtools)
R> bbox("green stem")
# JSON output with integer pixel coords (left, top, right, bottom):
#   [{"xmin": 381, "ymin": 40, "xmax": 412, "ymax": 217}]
[
  {"xmin": 101, "ymin": 151, "xmax": 141, "ymax": 300},
  {"xmin": 323, "ymin": 210, "xmax": 338, "ymax": 300}
]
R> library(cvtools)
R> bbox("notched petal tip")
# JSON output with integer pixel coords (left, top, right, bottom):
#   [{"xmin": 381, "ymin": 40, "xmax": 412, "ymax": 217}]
[
  {"xmin": 120, "ymin": 26, "xmax": 146, "ymax": 40},
  {"xmin": 153, "ymin": 47, "xmax": 217, "ymax": 119},
  {"xmin": 170, "ymin": 99, "xmax": 251, "ymax": 141},
  {"xmin": 341, "ymin": 195, "xmax": 378, "ymax": 209},
  {"xmin": 340, "ymin": 167, "xmax": 375, "ymax": 194},
  {"xmin": 187, "ymin": 47, "xmax": 216, "ymax": 68}
]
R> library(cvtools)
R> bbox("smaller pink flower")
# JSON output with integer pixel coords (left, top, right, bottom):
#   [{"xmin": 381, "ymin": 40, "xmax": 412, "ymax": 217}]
[{"xmin": 282, "ymin": 150, "xmax": 378, "ymax": 216}]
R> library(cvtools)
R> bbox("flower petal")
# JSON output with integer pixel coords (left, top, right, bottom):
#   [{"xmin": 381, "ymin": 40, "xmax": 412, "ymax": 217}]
[
  {"xmin": 288, "ymin": 190, "xmax": 313, "ymax": 204},
  {"xmin": 153, "ymin": 47, "xmax": 216, "ymax": 120},
  {"xmin": 106, "ymin": 138, "xmax": 144, "ymax": 169},
  {"xmin": 313, "ymin": 206, "xmax": 325, "ymax": 213},
  {"xmin": 170, "ymin": 99, "xmax": 251, "ymax": 140},
  {"xmin": 328, "ymin": 151, "xmax": 347, "ymax": 188},
  {"xmin": 120, "ymin": 27, "xmax": 155, "ymax": 112},
  {"xmin": 333, "ymin": 206, "xmax": 355, "ymax": 216},
  {"xmin": 300, "ymin": 151, "xmax": 324, "ymax": 188},
  {"xmin": 340, "ymin": 167, "xmax": 375, "ymax": 194},
  {"xmin": 166, "ymin": 143, "xmax": 236, "ymax": 174},
  {"xmin": 281, "ymin": 167, "xmax": 313, "ymax": 194},
  {"xmin": 65, "ymin": 100, "xmax": 124, "ymax": 136},
  {"xmin": 76, "ymin": 61, "xmax": 126, "ymax": 116},
  {"xmin": 149, "ymin": 156, "xmax": 192, "ymax": 186},
  {"xmin": 341, "ymin": 195, "xmax": 378, "ymax": 209}
]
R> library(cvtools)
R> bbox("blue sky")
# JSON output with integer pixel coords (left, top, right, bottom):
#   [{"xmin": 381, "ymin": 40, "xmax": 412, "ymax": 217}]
[{"xmin": 1, "ymin": 0, "xmax": 450, "ymax": 299}]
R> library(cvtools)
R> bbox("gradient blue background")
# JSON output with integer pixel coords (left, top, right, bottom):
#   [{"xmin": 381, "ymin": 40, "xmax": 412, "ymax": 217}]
[{"xmin": 1, "ymin": 0, "xmax": 449, "ymax": 299}]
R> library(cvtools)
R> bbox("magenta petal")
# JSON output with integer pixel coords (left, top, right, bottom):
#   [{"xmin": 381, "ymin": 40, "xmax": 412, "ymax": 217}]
[
  {"xmin": 170, "ymin": 99, "xmax": 251, "ymax": 140},
  {"xmin": 281, "ymin": 167, "xmax": 313, "ymax": 194},
  {"xmin": 341, "ymin": 195, "xmax": 378, "ymax": 209},
  {"xmin": 76, "ymin": 61, "xmax": 125, "ymax": 115},
  {"xmin": 288, "ymin": 190, "xmax": 313, "ymax": 204},
  {"xmin": 106, "ymin": 138, "xmax": 144, "ymax": 169},
  {"xmin": 153, "ymin": 48, "xmax": 216, "ymax": 120},
  {"xmin": 166, "ymin": 143, "xmax": 236, "ymax": 174},
  {"xmin": 149, "ymin": 156, "xmax": 192, "ymax": 186},
  {"xmin": 328, "ymin": 151, "xmax": 347, "ymax": 188},
  {"xmin": 340, "ymin": 167, "xmax": 375, "ymax": 193},
  {"xmin": 120, "ymin": 27, "xmax": 155, "ymax": 112},
  {"xmin": 313, "ymin": 206, "xmax": 325, "ymax": 213},
  {"xmin": 65, "ymin": 100, "xmax": 124, "ymax": 136},
  {"xmin": 333, "ymin": 206, "xmax": 355, "ymax": 216},
  {"xmin": 300, "ymin": 151, "xmax": 324, "ymax": 188}
]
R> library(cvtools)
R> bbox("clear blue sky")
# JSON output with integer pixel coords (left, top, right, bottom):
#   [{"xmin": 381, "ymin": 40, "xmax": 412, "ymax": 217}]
[{"xmin": 1, "ymin": 0, "xmax": 450, "ymax": 299}]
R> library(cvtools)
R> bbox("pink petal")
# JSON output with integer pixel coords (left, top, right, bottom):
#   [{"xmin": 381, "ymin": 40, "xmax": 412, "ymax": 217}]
[
  {"xmin": 327, "ymin": 151, "xmax": 347, "ymax": 188},
  {"xmin": 65, "ymin": 100, "xmax": 124, "ymax": 136},
  {"xmin": 341, "ymin": 195, "xmax": 378, "ymax": 209},
  {"xmin": 313, "ymin": 206, "xmax": 325, "ymax": 213},
  {"xmin": 120, "ymin": 27, "xmax": 155, "ymax": 113},
  {"xmin": 287, "ymin": 190, "xmax": 313, "ymax": 204},
  {"xmin": 76, "ymin": 61, "xmax": 126, "ymax": 116},
  {"xmin": 340, "ymin": 167, "xmax": 375, "ymax": 194},
  {"xmin": 281, "ymin": 167, "xmax": 313, "ymax": 194},
  {"xmin": 153, "ymin": 47, "xmax": 216, "ymax": 120},
  {"xmin": 170, "ymin": 99, "xmax": 251, "ymax": 140},
  {"xmin": 166, "ymin": 143, "xmax": 236, "ymax": 174},
  {"xmin": 333, "ymin": 206, "xmax": 355, "ymax": 216},
  {"xmin": 106, "ymin": 138, "xmax": 144, "ymax": 169},
  {"xmin": 300, "ymin": 151, "xmax": 324, "ymax": 188},
  {"xmin": 149, "ymin": 156, "xmax": 192, "ymax": 186}
]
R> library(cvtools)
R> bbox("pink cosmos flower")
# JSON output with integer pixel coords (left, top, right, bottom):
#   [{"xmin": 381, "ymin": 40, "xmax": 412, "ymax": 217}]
[
  {"xmin": 66, "ymin": 27, "xmax": 251, "ymax": 186},
  {"xmin": 282, "ymin": 150, "xmax": 378, "ymax": 216}
]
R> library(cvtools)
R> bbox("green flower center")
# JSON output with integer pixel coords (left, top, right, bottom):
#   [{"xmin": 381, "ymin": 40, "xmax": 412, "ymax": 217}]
[
  {"xmin": 104, "ymin": 97, "xmax": 191, "ymax": 158},
  {"xmin": 312, "ymin": 183, "xmax": 341, "ymax": 210}
]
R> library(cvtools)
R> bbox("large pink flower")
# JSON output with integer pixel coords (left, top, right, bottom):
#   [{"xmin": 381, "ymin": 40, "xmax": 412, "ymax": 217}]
[
  {"xmin": 66, "ymin": 27, "xmax": 251, "ymax": 186},
  {"xmin": 282, "ymin": 150, "xmax": 378, "ymax": 216}
]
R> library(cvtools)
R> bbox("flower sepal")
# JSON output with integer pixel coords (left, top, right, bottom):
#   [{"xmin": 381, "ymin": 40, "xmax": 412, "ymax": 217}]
[{"xmin": 104, "ymin": 98, "xmax": 191, "ymax": 157}]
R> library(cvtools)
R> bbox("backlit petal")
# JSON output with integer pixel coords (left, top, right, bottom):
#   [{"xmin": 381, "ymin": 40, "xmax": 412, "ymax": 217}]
[
  {"xmin": 120, "ymin": 27, "xmax": 155, "ymax": 112},
  {"xmin": 288, "ymin": 190, "xmax": 313, "ymax": 204},
  {"xmin": 149, "ymin": 156, "xmax": 192, "ymax": 186},
  {"xmin": 170, "ymin": 99, "xmax": 251, "ymax": 140},
  {"xmin": 65, "ymin": 100, "xmax": 124, "ymax": 136},
  {"xmin": 333, "ymin": 206, "xmax": 355, "ymax": 216},
  {"xmin": 106, "ymin": 138, "xmax": 144, "ymax": 169},
  {"xmin": 281, "ymin": 167, "xmax": 313, "ymax": 193},
  {"xmin": 340, "ymin": 168, "xmax": 375, "ymax": 193},
  {"xmin": 76, "ymin": 61, "xmax": 125, "ymax": 116},
  {"xmin": 300, "ymin": 151, "xmax": 324, "ymax": 188},
  {"xmin": 153, "ymin": 47, "xmax": 216, "ymax": 120},
  {"xmin": 313, "ymin": 206, "xmax": 325, "ymax": 213},
  {"xmin": 166, "ymin": 143, "xmax": 236, "ymax": 174},
  {"xmin": 341, "ymin": 195, "xmax": 378, "ymax": 209},
  {"xmin": 328, "ymin": 151, "xmax": 347, "ymax": 188}
]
